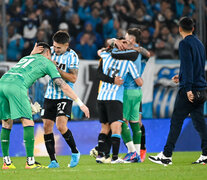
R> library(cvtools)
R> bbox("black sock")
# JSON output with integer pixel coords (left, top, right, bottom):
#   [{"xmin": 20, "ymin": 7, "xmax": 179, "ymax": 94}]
[
  {"xmin": 62, "ymin": 129, "xmax": 78, "ymax": 153},
  {"xmin": 111, "ymin": 136, "xmax": 120, "ymax": 160},
  {"xmin": 105, "ymin": 131, "xmax": 112, "ymax": 158},
  {"xmin": 44, "ymin": 133, "xmax": 56, "ymax": 161},
  {"xmin": 98, "ymin": 133, "xmax": 107, "ymax": 157},
  {"xmin": 141, "ymin": 125, "xmax": 146, "ymax": 150}
]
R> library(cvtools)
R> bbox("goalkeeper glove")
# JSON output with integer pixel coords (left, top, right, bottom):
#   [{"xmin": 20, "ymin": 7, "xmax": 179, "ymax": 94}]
[{"xmin": 31, "ymin": 102, "xmax": 41, "ymax": 115}]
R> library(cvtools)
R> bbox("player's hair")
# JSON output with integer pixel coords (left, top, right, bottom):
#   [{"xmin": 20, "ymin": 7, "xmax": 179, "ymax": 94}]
[
  {"xmin": 37, "ymin": 42, "xmax": 51, "ymax": 54},
  {"xmin": 127, "ymin": 28, "xmax": 142, "ymax": 44},
  {"xmin": 52, "ymin": 30, "xmax": 70, "ymax": 44},
  {"xmin": 179, "ymin": 16, "xmax": 194, "ymax": 32}
]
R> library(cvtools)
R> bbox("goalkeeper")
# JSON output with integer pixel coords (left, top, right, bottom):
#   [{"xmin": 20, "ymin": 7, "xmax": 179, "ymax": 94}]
[{"xmin": 0, "ymin": 42, "xmax": 89, "ymax": 169}]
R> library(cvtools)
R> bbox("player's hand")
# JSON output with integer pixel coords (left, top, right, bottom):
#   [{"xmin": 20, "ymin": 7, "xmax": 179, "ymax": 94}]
[
  {"xmin": 138, "ymin": 119, "xmax": 143, "ymax": 127},
  {"xmin": 80, "ymin": 104, "xmax": 90, "ymax": 118},
  {"xmin": 31, "ymin": 102, "xmax": 41, "ymax": 115},
  {"xmin": 172, "ymin": 75, "xmax": 179, "ymax": 83},
  {"xmin": 114, "ymin": 76, "xmax": 123, "ymax": 86},
  {"xmin": 187, "ymin": 91, "xmax": 194, "ymax": 103},
  {"xmin": 30, "ymin": 43, "xmax": 44, "ymax": 55},
  {"xmin": 114, "ymin": 39, "xmax": 128, "ymax": 50}
]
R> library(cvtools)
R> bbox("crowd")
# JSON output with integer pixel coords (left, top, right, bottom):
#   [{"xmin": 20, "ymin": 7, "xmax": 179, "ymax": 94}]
[{"xmin": 0, "ymin": 0, "xmax": 204, "ymax": 61}]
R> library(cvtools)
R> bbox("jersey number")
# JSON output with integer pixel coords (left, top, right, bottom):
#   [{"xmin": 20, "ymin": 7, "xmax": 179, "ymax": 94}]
[
  {"xmin": 57, "ymin": 102, "xmax": 67, "ymax": 111},
  {"xmin": 14, "ymin": 58, "xmax": 35, "ymax": 68},
  {"xmin": 107, "ymin": 67, "xmax": 119, "ymax": 78}
]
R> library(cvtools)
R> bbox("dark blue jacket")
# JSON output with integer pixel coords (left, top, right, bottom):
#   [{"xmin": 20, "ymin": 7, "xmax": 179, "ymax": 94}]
[{"xmin": 179, "ymin": 35, "xmax": 207, "ymax": 91}]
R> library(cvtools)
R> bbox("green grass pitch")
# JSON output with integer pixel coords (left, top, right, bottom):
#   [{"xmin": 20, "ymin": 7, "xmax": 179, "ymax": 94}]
[{"xmin": 0, "ymin": 152, "xmax": 207, "ymax": 180}]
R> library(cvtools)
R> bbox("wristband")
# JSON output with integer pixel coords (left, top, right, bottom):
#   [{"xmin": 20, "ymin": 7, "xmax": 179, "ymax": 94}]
[{"xmin": 75, "ymin": 98, "xmax": 84, "ymax": 107}]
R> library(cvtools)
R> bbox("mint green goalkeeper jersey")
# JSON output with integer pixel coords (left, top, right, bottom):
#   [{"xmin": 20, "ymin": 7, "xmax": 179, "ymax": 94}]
[{"xmin": 1, "ymin": 54, "xmax": 61, "ymax": 88}]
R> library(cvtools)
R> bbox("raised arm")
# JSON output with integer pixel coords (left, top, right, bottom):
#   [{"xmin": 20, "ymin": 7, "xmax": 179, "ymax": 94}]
[{"xmin": 53, "ymin": 78, "xmax": 90, "ymax": 118}]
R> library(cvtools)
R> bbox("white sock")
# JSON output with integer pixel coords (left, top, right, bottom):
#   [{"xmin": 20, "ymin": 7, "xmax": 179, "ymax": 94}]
[
  {"xmin": 126, "ymin": 141, "xmax": 136, "ymax": 153},
  {"xmin": 27, "ymin": 157, "xmax": 35, "ymax": 165},
  {"xmin": 134, "ymin": 144, "xmax": 141, "ymax": 155},
  {"xmin": 3, "ymin": 156, "xmax": 11, "ymax": 165}
]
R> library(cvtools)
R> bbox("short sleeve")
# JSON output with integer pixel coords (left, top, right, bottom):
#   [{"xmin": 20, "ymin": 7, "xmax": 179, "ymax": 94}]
[{"xmin": 68, "ymin": 51, "xmax": 79, "ymax": 69}]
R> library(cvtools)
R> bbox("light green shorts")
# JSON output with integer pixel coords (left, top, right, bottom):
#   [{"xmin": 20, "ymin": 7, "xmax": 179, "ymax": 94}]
[
  {"xmin": 123, "ymin": 89, "xmax": 142, "ymax": 121},
  {"xmin": 0, "ymin": 81, "xmax": 32, "ymax": 120}
]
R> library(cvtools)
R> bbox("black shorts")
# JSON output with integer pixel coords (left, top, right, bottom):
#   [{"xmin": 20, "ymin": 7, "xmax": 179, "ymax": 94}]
[
  {"xmin": 41, "ymin": 98, "xmax": 73, "ymax": 121},
  {"xmin": 97, "ymin": 100, "xmax": 123, "ymax": 124}
]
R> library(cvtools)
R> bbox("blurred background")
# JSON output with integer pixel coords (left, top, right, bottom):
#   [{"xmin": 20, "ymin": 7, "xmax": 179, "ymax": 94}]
[{"xmin": 0, "ymin": 0, "xmax": 207, "ymax": 156}]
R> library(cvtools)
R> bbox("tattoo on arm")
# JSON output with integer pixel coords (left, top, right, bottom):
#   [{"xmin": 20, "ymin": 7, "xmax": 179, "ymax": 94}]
[
  {"xmin": 54, "ymin": 78, "xmax": 67, "ymax": 88},
  {"xmin": 69, "ymin": 69, "xmax": 78, "ymax": 76},
  {"xmin": 139, "ymin": 47, "xmax": 150, "ymax": 58}
]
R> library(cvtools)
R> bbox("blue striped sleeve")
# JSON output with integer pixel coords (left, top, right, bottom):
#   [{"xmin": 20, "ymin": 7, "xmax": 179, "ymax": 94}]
[{"xmin": 128, "ymin": 61, "xmax": 140, "ymax": 79}]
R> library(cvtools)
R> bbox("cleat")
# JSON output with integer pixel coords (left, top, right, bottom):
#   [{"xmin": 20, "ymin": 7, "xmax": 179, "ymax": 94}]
[
  {"xmin": 148, "ymin": 152, "xmax": 172, "ymax": 165},
  {"xmin": 48, "ymin": 160, "xmax": 60, "ymax": 168},
  {"xmin": 96, "ymin": 155, "xmax": 105, "ymax": 163},
  {"xmin": 2, "ymin": 162, "xmax": 16, "ymax": 169},
  {"xmin": 123, "ymin": 152, "xmax": 132, "ymax": 161},
  {"xmin": 25, "ymin": 161, "xmax": 47, "ymax": 169},
  {"xmin": 111, "ymin": 158, "xmax": 130, "ymax": 164},
  {"xmin": 192, "ymin": 155, "xmax": 207, "ymax": 164},
  {"xmin": 69, "ymin": 152, "xmax": 80, "ymax": 168},
  {"xmin": 123, "ymin": 152, "xmax": 141, "ymax": 163},
  {"xmin": 140, "ymin": 149, "xmax": 147, "ymax": 162},
  {"xmin": 103, "ymin": 156, "xmax": 111, "ymax": 164},
  {"xmin": 96, "ymin": 156, "xmax": 111, "ymax": 164},
  {"xmin": 90, "ymin": 147, "xmax": 98, "ymax": 158}
]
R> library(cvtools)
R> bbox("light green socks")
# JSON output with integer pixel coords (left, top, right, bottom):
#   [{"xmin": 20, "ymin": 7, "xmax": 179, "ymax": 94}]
[
  {"xmin": 23, "ymin": 126, "xmax": 35, "ymax": 157},
  {"xmin": 1, "ymin": 128, "xmax": 11, "ymax": 156}
]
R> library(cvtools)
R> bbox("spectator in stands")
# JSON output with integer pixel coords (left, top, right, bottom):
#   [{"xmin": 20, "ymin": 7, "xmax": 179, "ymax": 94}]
[
  {"xmin": 7, "ymin": 24, "xmax": 24, "ymax": 61},
  {"xmin": 153, "ymin": 0, "xmax": 172, "ymax": 38},
  {"xmin": 176, "ymin": 0, "xmax": 195, "ymax": 18},
  {"xmin": 101, "ymin": 13, "xmax": 117, "ymax": 39},
  {"xmin": 75, "ymin": 32, "xmax": 97, "ymax": 60},
  {"xmin": 76, "ymin": 21, "xmax": 103, "ymax": 49},
  {"xmin": 68, "ymin": 13, "xmax": 83, "ymax": 39},
  {"xmin": 38, "ymin": 19, "xmax": 53, "ymax": 44},
  {"xmin": 78, "ymin": 1, "xmax": 101, "ymax": 30},
  {"xmin": 141, "ymin": 28, "xmax": 155, "ymax": 56},
  {"xmin": 36, "ymin": 29, "xmax": 48, "ymax": 43},
  {"xmin": 21, "ymin": 11, "xmax": 39, "ymax": 57},
  {"xmin": 118, "ymin": 5, "xmax": 152, "ymax": 30},
  {"xmin": 2, "ymin": 0, "xmax": 199, "ymax": 60},
  {"xmin": 155, "ymin": 26, "xmax": 174, "ymax": 59},
  {"xmin": 171, "ymin": 23, "xmax": 182, "ymax": 59}
]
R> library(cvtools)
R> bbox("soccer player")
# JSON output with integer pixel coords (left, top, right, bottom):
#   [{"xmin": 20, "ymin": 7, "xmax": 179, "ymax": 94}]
[
  {"xmin": 96, "ymin": 43, "xmax": 143, "ymax": 164},
  {"xmin": 31, "ymin": 31, "xmax": 80, "ymax": 168},
  {"xmin": 148, "ymin": 17, "xmax": 207, "ymax": 165},
  {"xmin": 108, "ymin": 28, "xmax": 150, "ymax": 162},
  {"xmin": 0, "ymin": 42, "xmax": 89, "ymax": 169}
]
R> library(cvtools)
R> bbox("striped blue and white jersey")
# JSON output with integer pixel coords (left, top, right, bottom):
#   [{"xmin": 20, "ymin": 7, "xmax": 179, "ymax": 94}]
[
  {"xmin": 124, "ymin": 44, "xmax": 142, "ymax": 90},
  {"xmin": 97, "ymin": 51, "xmax": 140, "ymax": 102},
  {"xmin": 44, "ymin": 47, "xmax": 79, "ymax": 100}
]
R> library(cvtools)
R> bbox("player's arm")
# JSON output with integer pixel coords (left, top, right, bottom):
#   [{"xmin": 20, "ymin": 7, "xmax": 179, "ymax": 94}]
[
  {"xmin": 53, "ymin": 77, "xmax": 90, "ymax": 118},
  {"xmin": 134, "ymin": 77, "xmax": 143, "ymax": 87},
  {"xmin": 111, "ymin": 46, "xmax": 150, "ymax": 61},
  {"xmin": 111, "ymin": 48, "xmax": 138, "ymax": 61},
  {"xmin": 30, "ymin": 43, "xmax": 44, "ymax": 55},
  {"xmin": 132, "ymin": 46, "xmax": 151, "ymax": 58},
  {"xmin": 57, "ymin": 68, "xmax": 78, "ymax": 83},
  {"xmin": 97, "ymin": 58, "xmax": 123, "ymax": 86}
]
